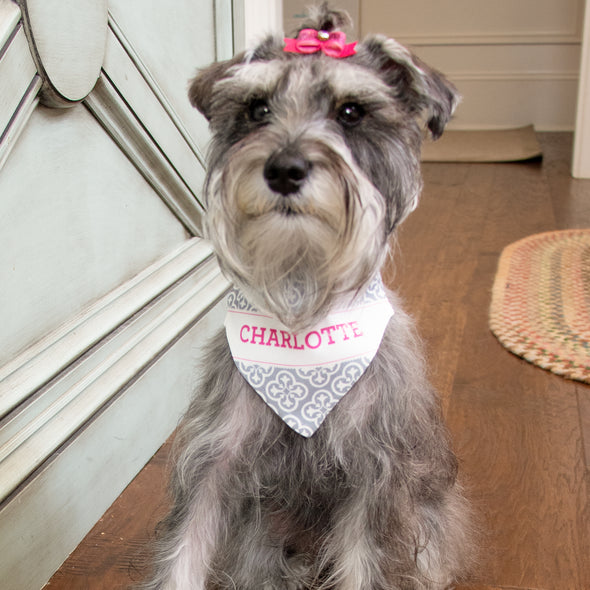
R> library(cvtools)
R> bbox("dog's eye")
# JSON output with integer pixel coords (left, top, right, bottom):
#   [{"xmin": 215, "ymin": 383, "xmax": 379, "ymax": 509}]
[
  {"xmin": 248, "ymin": 99, "xmax": 271, "ymax": 123},
  {"xmin": 337, "ymin": 102, "xmax": 365, "ymax": 127}
]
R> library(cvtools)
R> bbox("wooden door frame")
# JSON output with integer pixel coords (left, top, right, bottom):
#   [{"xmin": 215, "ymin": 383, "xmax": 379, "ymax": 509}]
[
  {"xmin": 234, "ymin": 0, "xmax": 282, "ymax": 51},
  {"xmin": 574, "ymin": 0, "xmax": 590, "ymax": 177}
]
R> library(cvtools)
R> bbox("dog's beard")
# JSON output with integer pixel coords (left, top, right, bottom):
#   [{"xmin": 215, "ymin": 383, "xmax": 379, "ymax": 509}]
[{"xmin": 203, "ymin": 136, "xmax": 388, "ymax": 331}]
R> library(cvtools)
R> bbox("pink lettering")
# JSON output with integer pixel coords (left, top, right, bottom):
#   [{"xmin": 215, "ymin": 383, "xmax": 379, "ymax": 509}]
[
  {"xmin": 336, "ymin": 323, "xmax": 351, "ymax": 340},
  {"xmin": 291, "ymin": 333, "xmax": 305, "ymax": 350},
  {"xmin": 251, "ymin": 326, "xmax": 266, "ymax": 345},
  {"xmin": 266, "ymin": 328, "xmax": 280, "ymax": 347},
  {"xmin": 349, "ymin": 321, "xmax": 363, "ymax": 338},
  {"xmin": 280, "ymin": 330, "xmax": 292, "ymax": 349},
  {"xmin": 320, "ymin": 325, "xmax": 338, "ymax": 345},
  {"xmin": 305, "ymin": 331, "xmax": 322, "ymax": 349},
  {"xmin": 240, "ymin": 324, "xmax": 250, "ymax": 343},
  {"xmin": 241, "ymin": 323, "xmax": 362, "ymax": 349}
]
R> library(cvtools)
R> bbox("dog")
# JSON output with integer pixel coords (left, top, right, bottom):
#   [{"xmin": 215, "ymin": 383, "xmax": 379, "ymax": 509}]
[{"xmin": 143, "ymin": 5, "xmax": 474, "ymax": 589}]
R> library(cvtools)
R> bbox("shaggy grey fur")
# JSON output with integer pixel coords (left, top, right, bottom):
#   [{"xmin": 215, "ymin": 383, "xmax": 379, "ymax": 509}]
[{"xmin": 143, "ymin": 5, "xmax": 474, "ymax": 589}]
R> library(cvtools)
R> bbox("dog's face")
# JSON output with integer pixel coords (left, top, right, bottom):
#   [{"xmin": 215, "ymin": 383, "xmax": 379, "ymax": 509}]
[{"xmin": 189, "ymin": 32, "xmax": 458, "ymax": 329}]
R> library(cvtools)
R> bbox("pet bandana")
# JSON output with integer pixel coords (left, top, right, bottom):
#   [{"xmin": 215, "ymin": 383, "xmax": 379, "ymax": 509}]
[{"xmin": 225, "ymin": 276, "xmax": 393, "ymax": 437}]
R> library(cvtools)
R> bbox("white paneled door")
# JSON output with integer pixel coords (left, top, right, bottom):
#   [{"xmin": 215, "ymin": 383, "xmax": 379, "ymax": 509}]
[{"xmin": 0, "ymin": 1, "xmax": 234, "ymax": 588}]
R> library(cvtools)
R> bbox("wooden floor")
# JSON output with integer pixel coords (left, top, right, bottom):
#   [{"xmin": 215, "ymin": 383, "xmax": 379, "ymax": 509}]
[{"xmin": 46, "ymin": 133, "xmax": 590, "ymax": 590}]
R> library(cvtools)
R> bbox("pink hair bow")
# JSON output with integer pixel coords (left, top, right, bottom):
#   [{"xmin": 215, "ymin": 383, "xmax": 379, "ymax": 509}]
[{"xmin": 284, "ymin": 29, "xmax": 357, "ymax": 58}]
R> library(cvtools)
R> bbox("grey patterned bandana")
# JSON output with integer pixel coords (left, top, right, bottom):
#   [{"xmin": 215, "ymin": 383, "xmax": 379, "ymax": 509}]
[{"xmin": 225, "ymin": 276, "xmax": 394, "ymax": 437}]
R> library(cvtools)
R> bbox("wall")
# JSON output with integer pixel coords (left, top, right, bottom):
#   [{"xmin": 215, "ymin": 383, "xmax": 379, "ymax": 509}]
[{"xmin": 360, "ymin": 0, "xmax": 583, "ymax": 130}]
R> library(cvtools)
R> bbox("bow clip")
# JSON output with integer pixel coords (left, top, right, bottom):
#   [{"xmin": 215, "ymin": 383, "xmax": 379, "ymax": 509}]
[{"xmin": 284, "ymin": 29, "xmax": 357, "ymax": 58}]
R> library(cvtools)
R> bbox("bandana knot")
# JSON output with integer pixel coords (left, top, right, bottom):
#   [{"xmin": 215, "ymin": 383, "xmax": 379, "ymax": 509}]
[{"xmin": 283, "ymin": 29, "xmax": 357, "ymax": 58}]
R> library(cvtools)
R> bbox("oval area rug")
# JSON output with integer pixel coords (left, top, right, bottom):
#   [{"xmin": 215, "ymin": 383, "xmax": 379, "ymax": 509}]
[{"xmin": 490, "ymin": 229, "xmax": 590, "ymax": 383}]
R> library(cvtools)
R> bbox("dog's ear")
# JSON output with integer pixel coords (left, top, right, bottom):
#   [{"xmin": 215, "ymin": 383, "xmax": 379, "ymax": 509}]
[
  {"xmin": 357, "ymin": 36, "xmax": 460, "ymax": 139},
  {"xmin": 189, "ymin": 36, "xmax": 285, "ymax": 121},
  {"xmin": 188, "ymin": 52, "xmax": 245, "ymax": 120}
]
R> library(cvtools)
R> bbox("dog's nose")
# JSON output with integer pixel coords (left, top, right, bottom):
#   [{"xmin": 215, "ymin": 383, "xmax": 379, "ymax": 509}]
[{"xmin": 263, "ymin": 150, "xmax": 311, "ymax": 196}]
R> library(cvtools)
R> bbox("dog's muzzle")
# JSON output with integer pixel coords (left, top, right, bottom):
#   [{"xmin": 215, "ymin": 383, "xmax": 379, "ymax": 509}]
[{"xmin": 263, "ymin": 148, "xmax": 312, "ymax": 196}]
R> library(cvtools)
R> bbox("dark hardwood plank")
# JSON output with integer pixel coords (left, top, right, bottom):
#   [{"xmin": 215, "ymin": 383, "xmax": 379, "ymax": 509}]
[
  {"xmin": 537, "ymin": 133, "xmax": 590, "ymax": 230},
  {"xmin": 386, "ymin": 163, "xmax": 497, "ymax": 409},
  {"xmin": 393, "ymin": 139, "xmax": 590, "ymax": 589},
  {"xmin": 448, "ymin": 254, "xmax": 588, "ymax": 589},
  {"xmin": 45, "ymin": 439, "xmax": 172, "ymax": 589},
  {"xmin": 578, "ymin": 384, "xmax": 590, "ymax": 472}
]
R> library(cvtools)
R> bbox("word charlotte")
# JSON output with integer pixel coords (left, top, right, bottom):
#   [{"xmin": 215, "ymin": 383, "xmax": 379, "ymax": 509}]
[{"xmin": 239, "ymin": 321, "xmax": 364, "ymax": 350}]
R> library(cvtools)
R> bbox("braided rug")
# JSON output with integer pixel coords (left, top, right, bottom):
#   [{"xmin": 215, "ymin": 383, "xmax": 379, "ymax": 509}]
[{"xmin": 490, "ymin": 229, "xmax": 590, "ymax": 383}]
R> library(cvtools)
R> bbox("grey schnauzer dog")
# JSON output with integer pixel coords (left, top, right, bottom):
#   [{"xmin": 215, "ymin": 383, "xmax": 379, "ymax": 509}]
[{"xmin": 144, "ymin": 5, "xmax": 474, "ymax": 590}]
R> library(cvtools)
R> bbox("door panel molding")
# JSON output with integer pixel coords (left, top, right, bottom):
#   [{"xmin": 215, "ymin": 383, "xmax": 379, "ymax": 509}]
[
  {"xmin": 0, "ymin": 21, "xmax": 41, "ymax": 170},
  {"xmin": 0, "ymin": 26, "xmax": 36, "ymax": 136},
  {"xmin": 1, "ymin": 12, "xmax": 207, "ymax": 229},
  {"xmin": 0, "ymin": 0, "xmax": 20, "ymax": 49},
  {"xmin": 85, "ymin": 75, "xmax": 204, "ymax": 235},
  {"xmin": 0, "ymin": 2, "xmax": 236, "ymax": 587},
  {"xmin": 17, "ymin": 0, "xmax": 108, "ymax": 107},
  {"xmin": 0, "ymin": 239, "xmax": 214, "ymax": 419},
  {"xmin": 0, "ymin": 298, "xmax": 227, "ymax": 590},
  {"xmin": 388, "ymin": 32, "xmax": 583, "ymax": 47},
  {"xmin": 107, "ymin": 14, "xmax": 207, "ymax": 168},
  {"xmin": 0, "ymin": 239, "xmax": 228, "ymax": 504}
]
